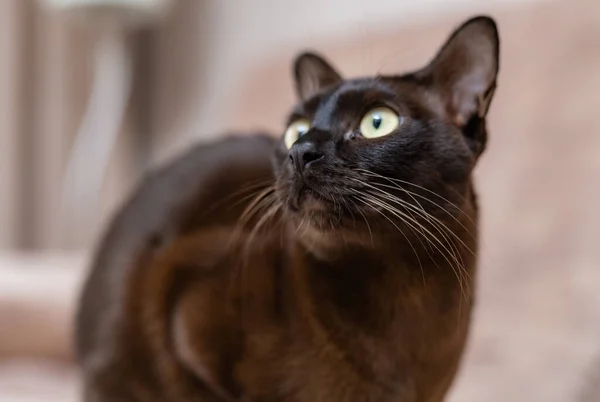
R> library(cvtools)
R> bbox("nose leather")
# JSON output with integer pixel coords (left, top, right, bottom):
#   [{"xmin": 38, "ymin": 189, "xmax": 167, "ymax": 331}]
[
  {"xmin": 292, "ymin": 142, "xmax": 324, "ymax": 172},
  {"xmin": 290, "ymin": 129, "xmax": 331, "ymax": 174}
]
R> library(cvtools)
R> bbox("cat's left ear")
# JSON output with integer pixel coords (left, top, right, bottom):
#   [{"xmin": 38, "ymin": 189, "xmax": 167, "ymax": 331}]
[
  {"xmin": 293, "ymin": 52, "xmax": 342, "ymax": 101},
  {"xmin": 420, "ymin": 16, "xmax": 499, "ymax": 130}
]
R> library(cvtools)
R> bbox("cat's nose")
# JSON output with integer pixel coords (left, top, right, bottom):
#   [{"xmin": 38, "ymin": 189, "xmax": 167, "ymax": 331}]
[{"xmin": 291, "ymin": 141, "xmax": 325, "ymax": 173}]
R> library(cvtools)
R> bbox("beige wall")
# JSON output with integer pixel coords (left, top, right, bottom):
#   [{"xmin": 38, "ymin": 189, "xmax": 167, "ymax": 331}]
[{"xmin": 0, "ymin": 0, "xmax": 21, "ymax": 249}]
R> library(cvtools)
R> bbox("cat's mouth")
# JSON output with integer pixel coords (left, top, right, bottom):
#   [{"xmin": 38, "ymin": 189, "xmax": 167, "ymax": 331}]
[
  {"xmin": 284, "ymin": 182, "xmax": 356, "ymax": 232},
  {"xmin": 292, "ymin": 186, "xmax": 332, "ymax": 213},
  {"xmin": 301, "ymin": 191, "xmax": 328, "ymax": 211}
]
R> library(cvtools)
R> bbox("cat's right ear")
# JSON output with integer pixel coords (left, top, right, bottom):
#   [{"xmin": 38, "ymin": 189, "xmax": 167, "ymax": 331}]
[
  {"xmin": 415, "ymin": 16, "xmax": 499, "ymax": 156},
  {"xmin": 418, "ymin": 16, "xmax": 499, "ymax": 128},
  {"xmin": 293, "ymin": 52, "xmax": 342, "ymax": 101}
]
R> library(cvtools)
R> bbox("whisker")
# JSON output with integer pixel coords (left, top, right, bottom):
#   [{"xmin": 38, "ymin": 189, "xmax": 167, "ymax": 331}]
[
  {"xmin": 359, "ymin": 181, "xmax": 474, "ymax": 287},
  {"xmin": 295, "ymin": 218, "xmax": 305, "ymax": 234},
  {"xmin": 352, "ymin": 173, "xmax": 473, "ymax": 301},
  {"xmin": 356, "ymin": 168, "xmax": 475, "ymax": 225},
  {"xmin": 367, "ymin": 180, "xmax": 476, "ymax": 241},
  {"xmin": 202, "ymin": 178, "xmax": 274, "ymax": 217},
  {"xmin": 237, "ymin": 186, "xmax": 276, "ymax": 228},
  {"xmin": 228, "ymin": 187, "xmax": 276, "ymax": 249},
  {"xmin": 227, "ymin": 188, "xmax": 279, "ymax": 317},
  {"xmin": 351, "ymin": 195, "xmax": 374, "ymax": 247},
  {"xmin": 244, "ymin": 199, "xmax": 282, "ymax": 250},
  {"xmin": 354, "ymin": 193, "xmax": 427, "ymax": 289},
  {"xmin": 378, "ymin": 191, "xmax": 471, "ymax": 288},
  {"xmin": 354, "ymin": 169, "xmax": 486, "ymax": 276},
  {"xmin": 359, "ymin": 193, "xmax": 469, "ymax": 300},
  {"xmin": 349, "ymin": 173, "xmax": 476, "ymax": 257},
  {"xmin": 364, "ymin": 185, "xmax": 474, "ymax": 265},
  {"xmin": 238, "ymin": 198, "xmax": 282, "ymax": 326}
]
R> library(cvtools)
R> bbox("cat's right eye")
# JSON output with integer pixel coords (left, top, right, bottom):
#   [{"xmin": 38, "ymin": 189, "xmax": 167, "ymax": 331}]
[{"xmin": 284, "ymin": 119, "xmax": 311, "ymax": 149}]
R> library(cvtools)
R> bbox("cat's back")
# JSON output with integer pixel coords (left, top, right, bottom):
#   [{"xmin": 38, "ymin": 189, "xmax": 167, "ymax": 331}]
[{"xmin": 75, "ymin": 134, "xmax": 276, "ymax": 400}]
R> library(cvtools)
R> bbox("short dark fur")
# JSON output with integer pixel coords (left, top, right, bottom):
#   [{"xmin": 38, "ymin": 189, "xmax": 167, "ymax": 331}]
[{"xmin": 77, "ymin": 16, "xmax": 500, "ymax": 402}]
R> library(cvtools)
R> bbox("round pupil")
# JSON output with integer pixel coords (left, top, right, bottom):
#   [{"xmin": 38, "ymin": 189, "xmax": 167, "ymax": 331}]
[{"xmin": 372, "ymin": 114, "xmax": 382, "ymax": 129}]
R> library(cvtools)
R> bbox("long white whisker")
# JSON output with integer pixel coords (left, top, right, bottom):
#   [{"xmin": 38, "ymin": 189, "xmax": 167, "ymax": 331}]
[
  {"xmin": 349, "ymin": 174, "xmax": 476, "ymax": 257},
  {"xmin": 359, "ymin": 193, "xmax": 469, "ymax": 300},
  {"xmin": 356, "ymin": 168, "xmax": 476, "ymax": 227},
  {"xmin": 368, "ymin": 180, "xmax": 476, "ymax": 239},
  {"xmin": 369, "ymin": 189, "xmax": 471, "ymax": 285},
  {"xmin": 362, "ymin": 185, "xmax": 472, "ymax": 274},
  {"xmin": 351, "ymin": 195, "xmax": 374, "ymax": 247},
  {"xmin": 355, "ymin": 194, "xmax": 427, "ymax": 288}
]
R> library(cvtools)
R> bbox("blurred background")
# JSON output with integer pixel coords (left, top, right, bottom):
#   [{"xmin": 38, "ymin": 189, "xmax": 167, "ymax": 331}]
[{"xmin": 1, "ymin": 0, "xmax": 599, "ymax": 400}]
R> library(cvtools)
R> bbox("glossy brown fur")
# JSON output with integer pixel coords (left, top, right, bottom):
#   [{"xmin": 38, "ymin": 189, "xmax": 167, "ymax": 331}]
[{"xmin": 77, "ymin": 16, "xmax": 499, "ymax": 402}]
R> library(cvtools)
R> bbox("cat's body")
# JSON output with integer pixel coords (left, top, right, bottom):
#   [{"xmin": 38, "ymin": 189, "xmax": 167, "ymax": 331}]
[{"xmin": 77, "ymin": 17, "xmax": 499, "ymax": 402}]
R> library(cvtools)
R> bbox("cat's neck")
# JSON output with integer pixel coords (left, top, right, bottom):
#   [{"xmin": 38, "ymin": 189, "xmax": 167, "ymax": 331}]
[
  {"xmin": 283, "ymin": 231, "xmax": 474, "ymax": 387},
  {"xmin": 285, "ymin": 219, "xmax": 477, "ymax": 329}
]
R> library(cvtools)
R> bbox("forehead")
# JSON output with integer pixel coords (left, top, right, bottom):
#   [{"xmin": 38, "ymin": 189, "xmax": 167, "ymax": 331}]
[
  {"xmin": 289, "ymin": 76, "xmax": 427, "ymax": 124},
  {"xmin": 294, "ymin": 78, "xmax": 392, "ymax": 115}
]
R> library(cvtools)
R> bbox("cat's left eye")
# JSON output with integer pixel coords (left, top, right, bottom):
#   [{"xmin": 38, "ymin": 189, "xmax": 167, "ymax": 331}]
[
  {"xmin": 284, "ymin": 118, "xmax": 311, "ymax": 149},
  {"xmin": 359, "ymin": 107, "xmax": 400, "ymax": 138}
]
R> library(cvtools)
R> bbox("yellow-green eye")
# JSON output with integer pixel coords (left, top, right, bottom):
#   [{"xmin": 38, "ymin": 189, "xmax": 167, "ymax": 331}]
[
  {"xmin": 284, "ymin": 119, "xmax": 311, "ymax": 149},
  {"xmin": 359, "ymin": 107, "xmax": 400, "ymax": 138}
]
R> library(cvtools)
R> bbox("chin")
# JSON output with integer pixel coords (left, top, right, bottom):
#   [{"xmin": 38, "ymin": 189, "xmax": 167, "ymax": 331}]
[
  {"xmin": 278, "ymin": 173, "xmax": 377, "ymax": 245},
  {"xmin": 284, "ymin": 184, "xmax": 338, "ymax": 226},
  {"xmin": 286, "ymin": 191, "xmax": 378, "ymax": 253}
]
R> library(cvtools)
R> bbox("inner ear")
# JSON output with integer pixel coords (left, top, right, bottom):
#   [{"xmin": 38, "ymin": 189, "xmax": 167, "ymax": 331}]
[
  {"xmin": 293, "ymin": 52, "xmax": 342, "ymax": 101},
  {"xmin": 419, "ymin": 16, "xmax": 500, "ymax": 127}
]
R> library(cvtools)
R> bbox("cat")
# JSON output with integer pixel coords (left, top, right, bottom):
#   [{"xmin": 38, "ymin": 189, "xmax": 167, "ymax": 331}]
[{"xmin": 76, "ymin": 16, "xmax": 499, "ymax": 402}]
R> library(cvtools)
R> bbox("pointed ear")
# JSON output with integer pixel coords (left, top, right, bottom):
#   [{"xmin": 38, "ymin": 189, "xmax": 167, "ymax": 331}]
[
  {"xmin": 293, "ymin": 52, "xmax": 342, "ymax": 101},
  {"xmin": 420, "ymin": 16, "xmax": 499, "ymax": 127}
]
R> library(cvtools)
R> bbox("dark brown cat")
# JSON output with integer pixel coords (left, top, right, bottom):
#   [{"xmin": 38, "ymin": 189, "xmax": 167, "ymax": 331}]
[{"xmin": 76, "ymin": 16, "xmax": 500, "ymax": 402}]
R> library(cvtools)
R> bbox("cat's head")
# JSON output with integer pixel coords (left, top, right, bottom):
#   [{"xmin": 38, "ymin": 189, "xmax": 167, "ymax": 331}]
[{"xmin": 273, "ymin": 16, "xmax": 499, "ymax": 247}]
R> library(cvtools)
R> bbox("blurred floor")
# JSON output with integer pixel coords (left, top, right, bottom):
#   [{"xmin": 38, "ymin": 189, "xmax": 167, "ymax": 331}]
[{"xmin": 0, "ymin": 359, "xmax": 78, "ymax": 402}]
